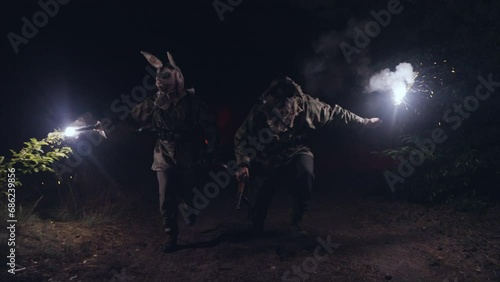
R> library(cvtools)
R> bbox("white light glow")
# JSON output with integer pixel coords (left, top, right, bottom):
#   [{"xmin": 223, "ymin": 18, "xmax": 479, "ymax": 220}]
[
  {"xmin": 367, "ymin": 62, "xmax": 415, "ymax": 106},
  {"xmin": 393, "ymin": 84, "xmax": 407, "ymax": 105},
  {"xmin": 64, "ymin": 127, "xmax": 77, "ymax": 137}
]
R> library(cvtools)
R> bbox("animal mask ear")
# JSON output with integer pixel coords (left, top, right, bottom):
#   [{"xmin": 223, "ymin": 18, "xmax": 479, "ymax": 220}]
[
  {"xmin": 141, "ymin": 51, "xmax": 163, "ymax": 69},
  {"xmin": 166, "ymin": 52, "xmax": 178, "ymax": 69}
]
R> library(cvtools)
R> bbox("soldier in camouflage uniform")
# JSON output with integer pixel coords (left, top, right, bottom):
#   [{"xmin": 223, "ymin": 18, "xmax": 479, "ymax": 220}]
[
  {"xmin": 234, "ymin": 77, "xmax": 380, "ymax": 237},
  {"xmin": 131, "ymin": 51, "xmax": 215, "ymax": 251}
]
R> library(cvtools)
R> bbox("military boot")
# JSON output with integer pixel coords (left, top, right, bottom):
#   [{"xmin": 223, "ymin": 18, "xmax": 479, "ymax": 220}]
[{"xmin": 162, "ymin": 216, "xmax": 178, "ymax": 252}]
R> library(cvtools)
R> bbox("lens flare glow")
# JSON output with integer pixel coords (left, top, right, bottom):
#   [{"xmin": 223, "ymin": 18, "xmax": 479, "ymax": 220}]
[
  {"xmin": 393, "ymin": 84, "xmax": 407, "ymax": 105},
  {"xmin": 64, "ymin": 127, "xmax": 77, "ymax": 137},
  {"xmin": 367, "ymin": 62, "xmax": 415, "ymax": 106}
]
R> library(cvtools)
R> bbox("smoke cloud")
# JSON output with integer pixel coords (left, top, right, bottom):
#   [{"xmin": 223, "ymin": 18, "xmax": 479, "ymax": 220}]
[{"xmin": 368, "ymin": 62, "xmax": 415, "ymax": 94}]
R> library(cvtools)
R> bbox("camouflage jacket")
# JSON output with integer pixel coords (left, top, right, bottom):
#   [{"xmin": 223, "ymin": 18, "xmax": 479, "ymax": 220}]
[
  {"xmin": 131, "ymin": 89, "xmax": 215, "ymax": 170},
  {"xmin": 234, "ymin": 92, "xmax": 369, "ymax": 169}
]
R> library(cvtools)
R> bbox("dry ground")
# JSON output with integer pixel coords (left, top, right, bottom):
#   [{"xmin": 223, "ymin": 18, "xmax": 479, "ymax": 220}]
[{"xmin": 1, "ymin": 179, "xmax": 500, "ymax": 282}]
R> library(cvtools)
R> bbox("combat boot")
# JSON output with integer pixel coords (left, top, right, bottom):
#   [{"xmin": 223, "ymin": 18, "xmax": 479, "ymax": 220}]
[
  {"xmin": 162, "ymin": 231, "xmax": 178, "ymax": 252},
  {"xmin": 162, "ymin": 217, "xmax": 179, "ymax": 252}
]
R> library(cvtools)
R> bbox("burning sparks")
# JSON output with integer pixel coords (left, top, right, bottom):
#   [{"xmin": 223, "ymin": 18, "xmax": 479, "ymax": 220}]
[
  {"xmin": 368, "ymin": 62, "xmax": 416, "ymax": 106},
  {"xmin": 362, "ymin": 57, "xmax": 458, "ymax": 130},
  {"xmin": 393, "ymin": 84, "xmax": 407, "ymax": 105}
]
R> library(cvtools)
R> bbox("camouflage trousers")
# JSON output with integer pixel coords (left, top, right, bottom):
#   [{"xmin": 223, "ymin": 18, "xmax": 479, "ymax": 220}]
[
  {"xmin": 156, "ymin": 167, "xmax": 197, "ymax": 233},
  {"xmin": 250, "ymin": 154, "xmax": 315, "ymax": 228}
]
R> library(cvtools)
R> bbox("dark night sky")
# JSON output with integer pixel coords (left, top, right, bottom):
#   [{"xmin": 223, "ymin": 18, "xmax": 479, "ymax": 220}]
[
  {"xmin": 1, "ymin": 0, "xmax": 497, "ymax": 171},
  {"xmin": 1, "ymin": 0, "xmax": 314, "ymax": 151}
]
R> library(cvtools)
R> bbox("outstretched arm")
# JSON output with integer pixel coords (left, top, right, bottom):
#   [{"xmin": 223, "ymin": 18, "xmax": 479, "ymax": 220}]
[
  {"xmin": 305, "ymin": 96, "xmax": 381, "ymax": 129},
  {"xmin": 130, "ymin": 95, "xmax": 157, "ymax": 127}
]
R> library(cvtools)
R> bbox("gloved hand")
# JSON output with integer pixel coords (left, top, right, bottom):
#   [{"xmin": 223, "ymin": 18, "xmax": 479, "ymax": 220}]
[
  {"xmin": 235, "ymin": 166, "xmax": 249, "ymax": 182},
  {"xmin": 365, "ymin": 117, "xmax": 382, "ymax": 128}
]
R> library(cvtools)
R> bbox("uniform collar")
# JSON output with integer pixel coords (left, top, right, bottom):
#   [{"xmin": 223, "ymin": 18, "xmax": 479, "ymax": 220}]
[{"xmin": 158, "ymin": 90, "xmax": 188, "ymax": 109}]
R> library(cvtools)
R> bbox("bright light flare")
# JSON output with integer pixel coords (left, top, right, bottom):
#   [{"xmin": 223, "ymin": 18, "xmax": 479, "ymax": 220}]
[
  {"xmin": 392, "ymin": 84, "xmax": 407, "ymax": 105},
  {"xmin": 64, "ymin": 127, "xmax": 77, "ymax": 137},
  {"xmin": 63, "ymin": 121, "xmax": 107, "ymax": 138}
]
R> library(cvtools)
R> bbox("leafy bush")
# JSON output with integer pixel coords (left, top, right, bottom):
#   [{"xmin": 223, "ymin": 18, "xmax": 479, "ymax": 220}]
[
  {"xmin": 0, "ymin": 130, "xmax": 72, "ymax": 196},
  {"xmin": 380, "ymin": 134, "xmax": 497, "ymax": 202}
]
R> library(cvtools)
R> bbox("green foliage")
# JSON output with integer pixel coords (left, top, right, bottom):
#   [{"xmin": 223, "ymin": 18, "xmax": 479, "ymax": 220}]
[
  {"xmin": 373, "ymin": 3, "xmax": 500, "ymax": 203},
  {"xmin": 380, "ymin": 133, "xmax": 498, "ymax": 202},
  {"xmin": 0, "ymin": 130, "xmax": 72, "ymax": 193},
  {"xmin": 381, "ymin": 135, "xmax": 436, "ymax": 162}
]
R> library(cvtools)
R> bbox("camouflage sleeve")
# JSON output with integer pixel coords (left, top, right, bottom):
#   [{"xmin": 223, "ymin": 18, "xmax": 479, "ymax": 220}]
[
  {"xmin": 234, "ymin": 105, "xmax": 261, "ymax": 167},
  {"xmin": 305, "ymin": 96, "xmax": 368, "ymax": 129},
  {"xmin": 130, "ymin": 95, "xmax": 156, "ymax": 125}
]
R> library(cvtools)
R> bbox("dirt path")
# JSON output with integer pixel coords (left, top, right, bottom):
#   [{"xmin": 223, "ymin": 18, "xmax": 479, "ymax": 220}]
[{"xmin": 4, "ymin": 186, "xmax": 500, "ymax": 282}]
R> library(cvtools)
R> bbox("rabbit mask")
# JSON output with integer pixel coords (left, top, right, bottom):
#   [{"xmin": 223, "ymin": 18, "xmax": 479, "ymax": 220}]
[{"xmin": 141, "ymin": 51, "xmax": 185, "ymax": 99}]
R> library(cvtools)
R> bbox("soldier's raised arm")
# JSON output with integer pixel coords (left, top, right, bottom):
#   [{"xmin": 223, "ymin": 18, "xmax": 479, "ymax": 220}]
[
  {"xmin": 130, "ymin": 95, "xmax": 156, "ymax": 125},
  {"xmin": 304, "ymin": 96, "xmax": 381, "ymax": 129}
]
